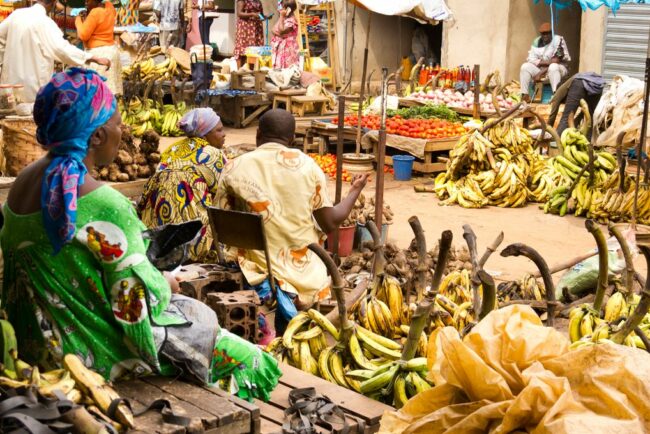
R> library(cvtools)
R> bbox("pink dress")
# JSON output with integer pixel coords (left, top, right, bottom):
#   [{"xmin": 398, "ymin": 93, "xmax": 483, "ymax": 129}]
[{"xmin": 271, "ymin": 15, "xmax": 300, "ymax": 69}]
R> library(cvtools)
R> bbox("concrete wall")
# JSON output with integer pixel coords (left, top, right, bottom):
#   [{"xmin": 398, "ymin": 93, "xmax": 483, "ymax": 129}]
[
  {"xmin": 504, "ymin": 0, "xmax": 582, "ymax": 81},
  {"xmin": 579, "ymin": 8, "xmax": 607, "ymax": 73},
  {"xmin": 442, "ymin": 0, "xmax": 511, "ymax": 78},
  {"xmin": 334, "ymin": 2, "xmax": 415, "ymax": 90}
]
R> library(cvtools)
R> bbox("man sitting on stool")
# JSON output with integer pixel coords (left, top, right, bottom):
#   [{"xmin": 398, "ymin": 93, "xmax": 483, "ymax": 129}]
[{"xmin": 520, "ymin": 22, "xmax": 571, "ymax": 103}]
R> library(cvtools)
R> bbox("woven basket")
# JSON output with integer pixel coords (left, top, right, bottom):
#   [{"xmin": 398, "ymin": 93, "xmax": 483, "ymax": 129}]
[{"xmin": 1, "ymin": 116, "xmax": 44, "ymax": 177}]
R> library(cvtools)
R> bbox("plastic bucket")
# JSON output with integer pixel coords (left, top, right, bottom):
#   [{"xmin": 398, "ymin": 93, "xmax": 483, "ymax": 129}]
[
  {"xmin": 354, "ymin": 222, "xmax": 389, "ymax": 248},
  {"xmin": 326, "ymin": 226, "xmax": 355, "ymax": 257},
  {"xmin": 392, "ymin": 155, "xmax": 415, "ymax": 180}
]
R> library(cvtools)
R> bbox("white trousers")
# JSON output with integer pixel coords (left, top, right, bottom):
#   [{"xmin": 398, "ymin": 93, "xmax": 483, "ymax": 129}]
[{"xmin": 520, "ymin": 62, "xmax": 568, "ymax": 94}]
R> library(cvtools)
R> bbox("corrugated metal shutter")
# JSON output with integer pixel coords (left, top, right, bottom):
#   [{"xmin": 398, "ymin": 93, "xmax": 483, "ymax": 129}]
[{"xmin": 603, "ymin": 4, "xmax": 650, "ymax": 81}]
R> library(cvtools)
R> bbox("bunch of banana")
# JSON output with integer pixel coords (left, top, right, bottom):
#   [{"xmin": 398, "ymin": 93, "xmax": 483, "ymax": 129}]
[
  {"xmin": 550, "ymin": 128, "xmax": 616, "ymax": 185},
  {"xmin": 0, "ymin": 352, "xmax": 133, "ymax": 430},
  {"xmin": 438, "ymin": 269, "xmax": 473, "ymax": 305},
  {"xmin": 159, "ymin": 102, "xmax": 188, "ymax": 137},
  {"xmin": 352, "ymin": 356, "xmax": 432, "ymax": 408},
  {"xmin": 497, "ymin": 274, "xmax": 545, "ymax": 303},
  {"xmin": 435, "ymin": 176, "xmax": 489, "ymax": 208},
  {"xmin": 445, "ymin": 130, "xmax": 494, "ymax": 179},
  {"xmin": 434, "ymin": 294, "xmax": 475, "ymax": 333},
  {"xmin": 589, "ymin": 180, "xmax": 650, "ymax": 225},
  {"xmin": 122, "ymin": 56, "xmax": 179, "ymax": 81},
  {"xmin": 484, "ymin": 119, "xmax": 533, "ymax": 155},
  {"xmin": 120, "ymin": 98, "xmax": 162, "ymax": 137}
]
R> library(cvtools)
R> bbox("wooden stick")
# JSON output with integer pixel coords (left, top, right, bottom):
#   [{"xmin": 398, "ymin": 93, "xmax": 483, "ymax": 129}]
[
  {"xmin": 462, "ymin": 224, "xmax": 481, "ymax": 314},
  {"xmin": 477, "ymin": 270, "xmax": 496, "ymax": 320},
  {"xmin": 585, "ymin": 219, "xmax": 608, "ymax": 312},
  {"xmin": 479, "ymin": 231, "xmax": 504, "ymax": 268},
  {"xmin": 611, "ymin": 246, "xmax": 650, "ymax": 344},
  {"xmin": 408, "ymin": 216, "xmax": 427, "ymax": 302},
  {"xmin": 501, "ymin": 243, "xmax": 557, "ymax": 327},
  {"xmin": 609, "ymin": 224, "xmax": 635, "ymax": 295}
]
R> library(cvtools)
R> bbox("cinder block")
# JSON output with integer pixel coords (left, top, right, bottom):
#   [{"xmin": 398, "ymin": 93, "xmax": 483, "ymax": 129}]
[{"xmin": 206, "ymin": 291, "xmax": 259, "ymax": 342}]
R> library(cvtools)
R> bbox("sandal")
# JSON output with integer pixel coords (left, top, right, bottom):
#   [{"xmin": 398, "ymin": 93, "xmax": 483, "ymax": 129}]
[{"xmin": 280, "ymin": 387, "xmax": 353, "ymax": 434}]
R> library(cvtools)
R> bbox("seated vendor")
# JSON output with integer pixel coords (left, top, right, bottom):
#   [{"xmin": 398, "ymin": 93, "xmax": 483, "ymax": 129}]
[
  {"xmin": 520, "ymin": 22, "xmax": 571, "ymax": 103},
  {"xmin": 138, "ymin": 108, "xmax": 226, "ymax": 263},
  {"xmin": 216, "ymin": 109, "xmax": 368, "ymax": 332},
  {"xmin": 1, "ymin": 69, "xmax": 280, "ymax": 401}
]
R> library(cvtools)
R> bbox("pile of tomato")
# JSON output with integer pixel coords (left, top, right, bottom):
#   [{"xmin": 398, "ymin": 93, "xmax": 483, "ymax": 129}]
[
  {"xmin": 310, "ymin": 153, "xmax": 352, "ymax": 181},
  {"xmin": 333, "ymin": 115, "xmax": 466, "ymax": 140}
]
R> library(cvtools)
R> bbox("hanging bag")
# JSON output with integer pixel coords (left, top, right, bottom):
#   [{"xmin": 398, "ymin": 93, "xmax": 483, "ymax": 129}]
[{"xmin": 191, "ymin": 52, "xmax": 213, "ymax": 93}]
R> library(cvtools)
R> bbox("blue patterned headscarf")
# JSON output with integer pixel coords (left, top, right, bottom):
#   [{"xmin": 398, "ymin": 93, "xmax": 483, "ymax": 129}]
[{"xmin": 34, "ymin": 68, "xmax": 117, "ymax": 253}]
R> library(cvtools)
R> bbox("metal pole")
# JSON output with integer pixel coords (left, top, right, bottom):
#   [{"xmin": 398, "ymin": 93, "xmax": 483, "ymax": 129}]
[
  {"xmin": 375, "ymin": 68, "xmax": 389, "ymax": 229},
  {"xmin": 331, "ymin": 95, "xmax": 346, "ymax": 259},
  {"xmin": 631, "ymin": 28, "xmax": 650, "ymax": 230},
  {"xmin": 355, "ymin": 10, "xmax": 372, "ymax": 155}
]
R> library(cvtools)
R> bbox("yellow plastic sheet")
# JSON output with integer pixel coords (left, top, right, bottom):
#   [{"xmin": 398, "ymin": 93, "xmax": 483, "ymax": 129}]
[{"xmin": 379, "ymin": 305, "xmax": 650, "ymax": 433}]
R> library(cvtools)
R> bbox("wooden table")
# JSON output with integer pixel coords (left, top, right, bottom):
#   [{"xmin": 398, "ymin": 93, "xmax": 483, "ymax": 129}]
[
  {"xmin": 371, "ymin": 135, "xmax": 459, "ymax": 174},
  {"xmin": 303, "ymin": 122, "xmax": 363, "ymax": 155},
  {"xmin": 207, "ymin": 93, "xmax": 272, "ymax": 129},
  {"xmin": 257, "ymin": 363, "xmax": 393, "ymax": 434},
  {"xmin": 116, "ymin": 376, "xmax": 260, "ymax": 434}
]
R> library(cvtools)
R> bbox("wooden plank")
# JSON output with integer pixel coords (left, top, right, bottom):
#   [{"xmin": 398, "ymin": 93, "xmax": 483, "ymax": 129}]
[
  {"xmin": 423, "ymin": 137, "xmax": 458, "ymax": 152},
  {"xmin": 111, "ymin": 179, "xmax": 147, "ymax": 200},
  {"xmin": 143, "ymin": 377, "xmax": 251, "ymax": 434},
  {"xmin": 199, "ymin": 384, "xmax": 261, "ymax": 434},
  {"xmin": 116, "ymin": 379, "xmax": 216, "ymax": 430},
  {"xmin": 277, "ymin": 364, "xmax": 393, "ymax": 427}
]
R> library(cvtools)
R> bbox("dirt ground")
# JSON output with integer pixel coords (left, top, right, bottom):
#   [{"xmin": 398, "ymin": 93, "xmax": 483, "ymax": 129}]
[{"xmin": 175, "ymin": 125, "xmax": 645, "ymax": 286}]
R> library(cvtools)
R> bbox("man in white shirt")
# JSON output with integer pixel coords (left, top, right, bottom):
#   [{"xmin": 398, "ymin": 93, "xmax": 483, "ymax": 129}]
[
  {"xmin": 195, "ymin": 0, "xmax": 218, "ymax": 45},
  {"xmin": 520, "ymin": 22, "xmax": 571, "ymax": 103},
  {"xmin": 0, "ymin": 0, "xmax": 111, "ymax": 102}
]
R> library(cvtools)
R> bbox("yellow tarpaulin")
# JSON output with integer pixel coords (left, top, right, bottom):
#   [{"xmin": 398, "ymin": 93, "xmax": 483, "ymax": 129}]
[{"xmin": 379, "ymin": 305, "xmax": 650, "ymax": 433}]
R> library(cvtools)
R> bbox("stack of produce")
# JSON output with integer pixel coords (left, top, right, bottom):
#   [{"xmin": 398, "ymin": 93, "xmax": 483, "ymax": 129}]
[
  {"xmin": 122, "ymin": 53, "xmax": 180, "ymax": 81},
  {"xmin": 497, "ymin": 274, "xmax": 546, "ymax": 303},
  {"xmin": 433, "ymin": 120, "xmax": 555, "ymax": 208},
  {"xmin": 332, "ymin": 114, "xmax": 466, "ymax": 140},
  {"xmin": 406, "ymin": 89, "xmax": 517, "ymax": 113},
  {"xmin": 0, "ymin": 352, "xmax": 133, "ymax": 432},
  {"xmin": 340, "ymin": 193, "xmax": 394, "ymax": 227},
  {"xmin": 340, "ymin": 239, "xmax": 471, "ymax": 282},
  {"xmin": 120, "ymin": 98, "xmax": 188, "ymax": 138},
  {"xmin": 543, "ymin": 128, "xmax": 621, "ymax": 219},
  {"xmin": 309, "ymin": 153, "xmax": 352, "ymax": 181},
  {"xmin": 91, "ymin": 127, "xmax": 161, "ymax": 182},
  {"xmin": 386, "ymin": 105, "xmax": 459, "ymax": 122}
]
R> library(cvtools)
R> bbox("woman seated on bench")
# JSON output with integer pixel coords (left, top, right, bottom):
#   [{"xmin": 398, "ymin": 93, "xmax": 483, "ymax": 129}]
[{"xmin": 0, "ymin": 69, "xmax": 280, "ymax": 402}]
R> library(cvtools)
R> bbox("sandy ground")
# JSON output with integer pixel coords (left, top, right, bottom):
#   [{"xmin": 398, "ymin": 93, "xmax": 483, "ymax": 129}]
[{"xmin": 166, "ymin": 125, "xmax": 645, "ymax": 285}]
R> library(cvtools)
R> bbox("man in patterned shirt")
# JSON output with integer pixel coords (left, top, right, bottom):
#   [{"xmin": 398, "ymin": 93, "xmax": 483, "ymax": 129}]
[{"xmin": 216, "ymin": 109, "xmax": 368, "ymax": 330}]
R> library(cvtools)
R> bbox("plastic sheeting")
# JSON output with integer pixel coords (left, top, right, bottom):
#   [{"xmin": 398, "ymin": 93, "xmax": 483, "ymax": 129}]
[
  {"xmin": 534, "ymin": 0, "xmax": 649, "ymax": 12},
  {"xmin": 345, "ymin": 0, "xmax": 452, "ymax": 22},
  {"xmin": 379, "ymin": 305, "xmax": 650, "ymax": 433}
]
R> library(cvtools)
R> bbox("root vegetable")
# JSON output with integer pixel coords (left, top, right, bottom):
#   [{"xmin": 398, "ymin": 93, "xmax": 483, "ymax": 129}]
[
  {"xmin": 137, "ymin": 165, "xmax": 152, "ymax": 178},
  {"xmin": 116, "ymin": 150, "xmax": 133, "ymax": 165},
  {"xmin": 148, "ymin": 152, "xmax": 161, "ymax": 164}
]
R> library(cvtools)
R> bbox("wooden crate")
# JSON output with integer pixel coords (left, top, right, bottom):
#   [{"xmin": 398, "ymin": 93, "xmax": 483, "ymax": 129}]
[
  {"xmin": 116, "ymin": 376, "xmax": 260, "ymax": 434},
  {"xmin": 375, "ymin": 136, "xmax": 459, "ymax": 174},
  {"xmin": 257, "ymin": 363, "xmax": 393, "ymax": 434},
  {"xmin": 213, "ymin": 93, "xmax": 272, "ymax": 129}
]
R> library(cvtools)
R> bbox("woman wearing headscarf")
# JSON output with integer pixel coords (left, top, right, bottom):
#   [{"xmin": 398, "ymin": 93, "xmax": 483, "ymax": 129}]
[
  {"xmin": 1, "ymin": 70, "xmax": 279, "ymax": 401},
  {"xmin": 138, "ymin": 108, "xmax": 227, "ymax": 263}
]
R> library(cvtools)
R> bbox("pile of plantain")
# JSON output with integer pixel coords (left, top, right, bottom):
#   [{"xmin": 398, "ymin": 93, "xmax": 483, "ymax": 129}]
[
  {"xmin": 564, "ymin": 220, "xmax": 650, "ymax": 353},
  {"xmin": 433, "ymin": 118, "xmax": 556, "ymax": 208},
  {"xmin": 91, "ymin": 127, "xmax": 161, "ymax": 183},
  {"xmin": 0, "ymin": 352, "xmax": 133, "ymax": 432}
]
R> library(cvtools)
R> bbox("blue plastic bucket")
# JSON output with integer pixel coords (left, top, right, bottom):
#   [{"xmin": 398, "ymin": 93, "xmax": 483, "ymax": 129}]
[{"xmin": 392, "ymin": 155, "xmax": 415, "ymax": 180}]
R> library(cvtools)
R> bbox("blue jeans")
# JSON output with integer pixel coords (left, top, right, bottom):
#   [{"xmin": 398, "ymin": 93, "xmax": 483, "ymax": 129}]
[{"xmin": 198, "ymin": 16, "xmax": 214, "ymax": 45}]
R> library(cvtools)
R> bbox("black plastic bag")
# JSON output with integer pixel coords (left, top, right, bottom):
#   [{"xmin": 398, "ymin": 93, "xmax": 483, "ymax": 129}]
[
  {"xmin": 143, "ymin": 220, "xmax": 203, "ymax": 271},
  {"xmin": 191, "ymin": 52, "xmax": 213, "ymax": 93}
]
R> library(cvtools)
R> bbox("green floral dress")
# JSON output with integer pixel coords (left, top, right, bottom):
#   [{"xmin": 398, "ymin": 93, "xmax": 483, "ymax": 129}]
[
  {"xmin": 1, "ymin": 185, "xmax": 281, "ymax": 400},
  {"xmin": 2, "ymin": 186, "xmax": 185, "ymax": 379}
]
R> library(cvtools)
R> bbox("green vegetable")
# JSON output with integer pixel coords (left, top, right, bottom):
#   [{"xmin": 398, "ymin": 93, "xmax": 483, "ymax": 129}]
[{"xmin": 387, "ymin": 104, "xmax": 460, "ymax": 122}]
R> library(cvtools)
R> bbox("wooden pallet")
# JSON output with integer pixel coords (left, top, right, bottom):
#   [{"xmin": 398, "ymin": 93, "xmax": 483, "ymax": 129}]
[
  {"xmin": 257, "ymin": 363, "xmax": 393, "ymax": 434},
  {"xmin": 116, "ymin": 376, "xmax": 260, "ymax": 434},
  {"xmin": 209, "ymin": 93, "xmax": 272, "ymax": 129},
  {"xmin": 374, "ymin": 136, "xmax": 459, "ymax": 174}
]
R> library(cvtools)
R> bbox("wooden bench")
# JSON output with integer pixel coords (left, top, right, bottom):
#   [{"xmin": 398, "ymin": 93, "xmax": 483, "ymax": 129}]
[
  {"xmin": 290, "ymin": 95, "xmax": 329, "ymax": 117},
  {"xmin": 257, "ymin": 363, "xmax": 393, "ymax": 434},
  {"xmin": 116, "ymin": 376, "xmax": 261, "ymax": 434},
  {"xmin": 272, "ymin": 89, "xmax": 307, "ymax": 110}
]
